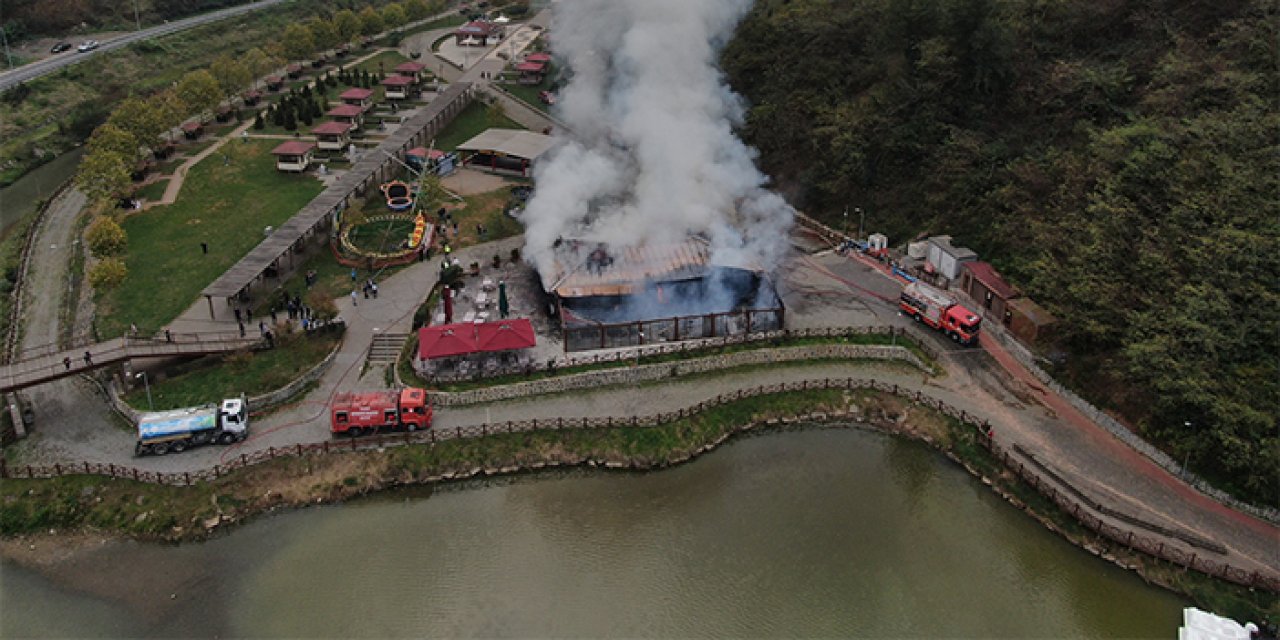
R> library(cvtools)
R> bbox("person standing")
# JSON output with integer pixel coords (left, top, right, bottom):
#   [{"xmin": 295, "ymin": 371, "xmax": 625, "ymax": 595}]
[
  {"xmin": 351, "ymin": 289, "xmax": 359, "ymax": 306},
  {"xmin": 83, "ymin": 351, "xmax": 93, "ymax": 366},
  {"xmin": 63, "ymin": 356, "xmax": 72, "ymax": 371}
]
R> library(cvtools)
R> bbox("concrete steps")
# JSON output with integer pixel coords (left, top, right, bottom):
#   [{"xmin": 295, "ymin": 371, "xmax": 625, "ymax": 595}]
[{"xmin": 367, "ymin": 332, "xmax": 409, "ymax": 366}]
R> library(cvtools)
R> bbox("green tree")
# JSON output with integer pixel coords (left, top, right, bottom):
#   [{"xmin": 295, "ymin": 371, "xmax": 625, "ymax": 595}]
[
  {"xmin": 86, "ymin": 124, "xmax": 138, "ymax": 164},
  {"xmin": 381, "ymin": 3, "xmax": 407, "ymax": 28},
  {"xmin": 88, "ymin": 258, "xmax": 128, "ymax": 290},
  {"xmin": 108, "ymin": 97, "xmax": 167, "ymax": 153},
  {"xmin": 404, "ymin": 0, "xmax": 429, "ymax": 21},
  {"xmin": 333, "ymin": 9, "xmax": 361, "ymax": 41},
  {"xmin": 282, "ymin": 22, "xmax": 316, "ymax": 62},
  {"xmin": 176, "ymin": 69, "xmax": 221, "ymax": 120},
  {"xmin": 308, "ymin": 18, "xmax": 340, "ymax": 51},
  {"xmin": 282, "ymin": 105, "xmax": 297, "ymax": 131},
  {"xmin": 242, "ymin": 47, "xmax": 277, "ymax": 88},
  {"xmin": 210, "ymin": 54, "xmax": 251, "ymax": 100},
  {"xmin": 76, "ymin": 150, "xmax": 131, "ymax": 204},
  {"xmin": 358, "ymin": 6, "xmax": 384, "ymax": 36},
  {"xmin": 153, "ymin": 89, "xmax": 187, "ymax": 142},
  {"xmin": 86, "ymin": 216, "xmax": 128, "ymax": 257}
]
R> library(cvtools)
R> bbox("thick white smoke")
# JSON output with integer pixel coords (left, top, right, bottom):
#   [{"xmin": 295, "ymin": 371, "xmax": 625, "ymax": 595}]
[{"xmin": 522, "ymin": 0, "xmax": 794, "ymax": 277}]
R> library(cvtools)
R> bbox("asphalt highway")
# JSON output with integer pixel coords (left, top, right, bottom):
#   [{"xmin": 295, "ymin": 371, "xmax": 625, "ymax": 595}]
[{"xmin": 0, "ymin": 0, "xmax": 289, "ymax": 92}]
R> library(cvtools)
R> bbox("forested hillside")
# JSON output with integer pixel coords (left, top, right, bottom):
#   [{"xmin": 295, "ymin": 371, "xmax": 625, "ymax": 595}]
[{"xmin": 722, "ymin": 0, "xmax": 1278, "ymax": 505}]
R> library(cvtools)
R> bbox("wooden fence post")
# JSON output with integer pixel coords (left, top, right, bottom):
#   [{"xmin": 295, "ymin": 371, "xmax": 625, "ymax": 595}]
[{"xmin": 184, "ymin": 472, "xmax": 191, "ymax": 485}]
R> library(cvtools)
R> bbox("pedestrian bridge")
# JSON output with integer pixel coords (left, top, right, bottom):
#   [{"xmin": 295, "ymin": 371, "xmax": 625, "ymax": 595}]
[{"xmin": 1, "ymin": 331, "xmax": 262, "ymax": 392}]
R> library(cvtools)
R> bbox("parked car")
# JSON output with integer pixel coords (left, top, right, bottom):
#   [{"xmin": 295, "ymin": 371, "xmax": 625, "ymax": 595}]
[
  {"xmin": 50, "ymin": 42, "xmax": 72, "ymax": 54},
  {"xmin": 76, "ymin": 40, "xmax": 99, "ymax": 53},
  {"xmin": 538, "ymin": 90, "xmax": 556, "ymax": 105}
]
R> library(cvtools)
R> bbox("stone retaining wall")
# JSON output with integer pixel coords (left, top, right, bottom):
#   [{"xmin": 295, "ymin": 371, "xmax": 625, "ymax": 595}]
[{"xmin": 428, "ymin": 344, "xmax": 927, "ymax": 407}]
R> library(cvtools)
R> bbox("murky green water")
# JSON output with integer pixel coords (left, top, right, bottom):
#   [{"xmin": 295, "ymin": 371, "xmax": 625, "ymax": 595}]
[
  {"xmin": 0, "ymin": 147, "xmax": 82, "ymax": 237},
  {"xmin": 1, "ymin": 428, "xmax": 1185, "ymax": 637}
]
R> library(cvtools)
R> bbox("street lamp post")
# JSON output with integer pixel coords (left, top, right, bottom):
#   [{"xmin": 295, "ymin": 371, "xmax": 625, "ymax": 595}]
[
  {"xmin": 136, "ymin": 372, "xmax": 153, "ymax": 411},
  {"xmin": 856, "ymin": 206, "xmax": 864, "ymax": 241}
]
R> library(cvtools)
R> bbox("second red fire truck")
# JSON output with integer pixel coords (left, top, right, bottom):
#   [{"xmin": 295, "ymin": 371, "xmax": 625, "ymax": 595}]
[{"xmin": 330, "ymin": 387, "xmax": 433, "ymax": 437}]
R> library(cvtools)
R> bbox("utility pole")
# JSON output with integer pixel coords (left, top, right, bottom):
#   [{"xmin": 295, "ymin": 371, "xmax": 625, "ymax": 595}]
[
  {"xmin": 856, "ymin": 206, "xmax": 864, "ymax": 240},
  {"xmin": 133, "ymin": 0, "xmax": 143, "ymax": 31}
]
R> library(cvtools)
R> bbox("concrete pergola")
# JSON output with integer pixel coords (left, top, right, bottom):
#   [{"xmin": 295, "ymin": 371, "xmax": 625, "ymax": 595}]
[{"xmin": 198, "ymin": 82, "xmax": 477, "ymax": 318}]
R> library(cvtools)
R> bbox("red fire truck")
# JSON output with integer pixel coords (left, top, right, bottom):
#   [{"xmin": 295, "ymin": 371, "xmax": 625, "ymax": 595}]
[
  {"xmin": 330, "ymin": 387, "xmax": 433, "ymax": 437},
  {"xmin": 899, "ymin": 281, "xmax": 981, "ymax": 345}
]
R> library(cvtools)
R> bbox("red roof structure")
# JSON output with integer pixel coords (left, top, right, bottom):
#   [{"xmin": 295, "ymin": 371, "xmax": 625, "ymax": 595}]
[
  {"xmin": 382, "ymin": 75, "xmax": 414, "ymax": 86},
  {"xmin": 456, "ymin": 21, "xmax": 498, "ymax": 37},
  {"xmin": 407, "ymin": 147, "xmax": 427, "ymax": 158},
  {"xmin": 394, "ymin": 61, "xmax": 427, "ymax": 74},
  {"xmin": 180, "ymin": 121, "xmax": 203, "ymax": 132},
  {"xmin": 340, "ymin": 88, "xmax": 374, "ymax": 100},
  {"xmin": 271, "ymin": 141, "xmax": 315, "ymax": 156},
  {"xmin": 418, "ymin": 325, "xmax": 478, "ymax": 359},
  {"xmin": 311, "ymin": 121, "xmax": 353, "ymax": 135},
  {"xmin": 265, "ymin": 75, "xmax": 284, "ymax": 84},
  {"xmin": 962, "ymin": 262, "xmax": 1019, "ymax": 299},
  {"xmin": 475, "ymin": 319, "xmax": 536, "ymax": 352},
  {"xmin": 327, "ymin": 104, "xmax": 365, "ymax": 117},
  {"xmin": 417, "ymin": 319, "xmax": 537, "ymax": 360},
  {"xmin": 515, "ymin": 61, "xmax": 546, "ymax": 72},
  {"xmin": 524, "ymin": 53, "xmax": 551, "ymax": 63}
]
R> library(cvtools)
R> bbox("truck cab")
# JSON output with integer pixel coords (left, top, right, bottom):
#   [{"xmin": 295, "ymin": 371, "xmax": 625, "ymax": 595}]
[
  {"xmin": 220, "ymin": 398, "xmax": 249, "ymax": 437},
  {"xmin": 397, "ymin": 387, "xmax": 432, "ymax": 431},
  {"xmin": 941, "ymin": 307, "xmax": 981, "ymax": 345}
]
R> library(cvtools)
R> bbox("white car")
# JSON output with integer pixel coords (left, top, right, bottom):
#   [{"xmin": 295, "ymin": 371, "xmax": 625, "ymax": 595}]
[{"xmin": 77, "ymin": 40, "xmax": 99, "ymax": 53}]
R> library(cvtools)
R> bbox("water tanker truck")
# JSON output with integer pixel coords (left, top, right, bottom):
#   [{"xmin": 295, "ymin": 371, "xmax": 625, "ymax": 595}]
[
  {"xmin": 330, "ymin": 387, "xmax": 433, "ymax": 437},
  {"xmin": 135, "ymin": 397, "xmax": 248, "ymax": 456},
  {"xmin": 899, "ymin": 281, "xmax": 982, "ymax": 345}
]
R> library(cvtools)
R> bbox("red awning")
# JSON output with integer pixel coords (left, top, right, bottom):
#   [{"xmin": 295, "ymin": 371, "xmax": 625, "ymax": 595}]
[
  {"xmin": 407, "ymin": 147, "xmax": 428, "ymax": 158},
  {"xmin": 475, "ymin": 319, "xmax": 536, "ymax": 353},
  {"xmin": 524, "ymin": 53, "xmax": 551, "ymax": 63},
  {"xmin": 418, "ymin": 324, "xmax": 479, "ymax": 359},
  {"xmin": 516, "ymin": 62, "xmax": 546, "ymax": 72}
]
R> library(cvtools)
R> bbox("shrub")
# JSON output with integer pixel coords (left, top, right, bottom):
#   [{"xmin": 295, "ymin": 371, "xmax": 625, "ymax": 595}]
[
  {"xmin": 88, "ymin": 258, "xmax": 128, "ymax": 289},
  {"xmin": 85, "ymin": 216, "xmax": 128, "ymax": 258}
]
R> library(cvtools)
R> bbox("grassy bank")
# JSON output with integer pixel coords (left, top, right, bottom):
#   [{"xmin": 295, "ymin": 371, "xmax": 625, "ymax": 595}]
[
  {"xmin": 122, "ymin": 329, "xmax": 342, "ymax": 411},
  {"xmin": 95, "ymin": 139, "xmax": 324, "ymax": 337},
  {"xmin": 0, "ymin": 386, "xmax": 1273, "ymax": 620}
]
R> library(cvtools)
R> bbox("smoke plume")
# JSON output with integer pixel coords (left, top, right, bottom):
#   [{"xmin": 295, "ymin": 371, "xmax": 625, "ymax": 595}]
[{"xmin": 522, "ymin": 0, "xmax": 794, "ymax": 277}]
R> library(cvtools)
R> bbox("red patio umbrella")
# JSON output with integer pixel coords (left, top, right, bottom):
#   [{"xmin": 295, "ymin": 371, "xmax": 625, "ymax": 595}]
[
  {"xmin": 417, "ymin": 323, "xmax": 478, "ymax": 359},
  {"xmin": 475, "ymin": 319, "xmax": 536, "ymax": 353}
]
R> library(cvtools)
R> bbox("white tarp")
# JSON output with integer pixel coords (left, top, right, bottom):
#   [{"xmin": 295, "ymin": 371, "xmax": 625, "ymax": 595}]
[{"xmin": 1179, "ymin": 608, "xmax": 1255, "ymax": 640}]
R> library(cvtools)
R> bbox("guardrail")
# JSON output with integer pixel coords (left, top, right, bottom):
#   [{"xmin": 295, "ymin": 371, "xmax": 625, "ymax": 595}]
[{"xmin": 3, "ymin": 375, "xmax": 1275, "ymax": 592}]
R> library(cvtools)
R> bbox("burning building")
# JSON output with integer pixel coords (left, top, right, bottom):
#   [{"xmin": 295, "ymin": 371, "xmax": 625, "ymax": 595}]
[{"xmin": 539, "ymin": 236, "xmax": 783, "ymax": 351}]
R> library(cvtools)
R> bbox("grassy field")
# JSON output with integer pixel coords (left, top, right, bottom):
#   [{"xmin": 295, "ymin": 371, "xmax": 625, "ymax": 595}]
[
  {"xmin": 498, "ymin": 82, "xmax": 551, "ymax": 115},
  {"xmin": 122, "ymin": 329, "xmax": 341, "ymax": 411},
  {"xmin": 433, "ymin": 101, "xmax": 525, "ymax": 152},
  {"xmin": 97, "ymin": 139, "xmax": 324, "ymax": 337},
  {"xmin": 0, "ymin": 1, "xmax": 329, "ymax": 187},
  {"xmin": 134, "ymin": 179, "xmax": 169, "ymax": 203}
]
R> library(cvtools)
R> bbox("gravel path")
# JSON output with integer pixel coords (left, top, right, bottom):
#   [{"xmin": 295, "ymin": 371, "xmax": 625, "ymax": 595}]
[{"xmin": 6, "ymin": 187, "xmax": 124, "ymax": 465}]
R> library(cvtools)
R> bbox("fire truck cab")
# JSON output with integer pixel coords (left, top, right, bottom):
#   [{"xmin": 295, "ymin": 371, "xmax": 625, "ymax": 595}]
[{"xmin": 330, "ymin": 387, "xmax": 432, "ymax": 437}]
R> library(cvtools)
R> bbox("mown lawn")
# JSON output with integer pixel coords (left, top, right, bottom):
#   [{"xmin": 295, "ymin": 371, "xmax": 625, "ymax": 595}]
[
  {"xmin": 122, "ymin": 329, "xmax": 341, "ymax": 411},
  {"xmin": 498, "ymin": 82, "xmax": 551, "ymax": 115},
  {"xmin": 97, "ymin": 139, "xmax": 324, "ymax": 337},
  {"xmin": 433, "ymin": 101, "xmax": 525, "ymax": 152}
]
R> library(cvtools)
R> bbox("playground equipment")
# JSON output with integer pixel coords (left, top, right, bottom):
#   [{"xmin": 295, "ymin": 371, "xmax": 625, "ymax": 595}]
[{"xmin": 381, "ymin": 180, "xmax": 415, "ymax": 211}]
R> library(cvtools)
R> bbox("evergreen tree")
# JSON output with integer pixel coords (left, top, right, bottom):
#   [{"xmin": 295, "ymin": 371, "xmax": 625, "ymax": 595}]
[
  {"xmin": 254, "ymin": 113, "xmax": 265, "ymax": 130},
  {"xmin": 283, "ymin": 106, "xmax": 297, "ymax": 131},
  {"xmin": 300, "ymin": 107, "xmax": 313, "ymax": 126},
  {"xmin": 271, "ymin": 105, "xmax": 283, "ymax": 127}
]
